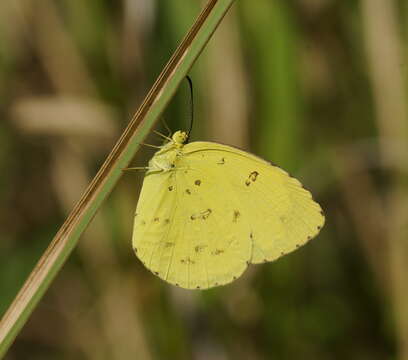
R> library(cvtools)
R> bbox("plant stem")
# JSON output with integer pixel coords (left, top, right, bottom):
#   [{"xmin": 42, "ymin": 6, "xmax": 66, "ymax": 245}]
[{"xmin": 0, "ymin": 0, "xmax": 236, "ymax": 356}]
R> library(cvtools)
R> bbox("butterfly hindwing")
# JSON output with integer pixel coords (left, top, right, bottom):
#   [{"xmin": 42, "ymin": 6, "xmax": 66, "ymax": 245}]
[{"xmin": 133, "ymin": 163, "xmax": 252, "ymax": 289}]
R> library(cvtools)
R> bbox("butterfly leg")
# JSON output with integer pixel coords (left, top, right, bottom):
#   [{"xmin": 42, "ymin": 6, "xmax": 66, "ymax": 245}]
[
  {"xmin": 122, "ymin": 166, "xmax": 153, "ymax": 172},
  {"xmin": 123, "ymin": 167, "xmax": 165, "ymax": 175},
  {"xmin": 160, "ymin": 118, "xmax": 172, "ymax": 137},
  {"xmin": 139, "ymin": 142, "xmax": 164, "ymax": 149},
  {"xmin": 153, "ymin": 130, "xmax": 172, "ymax": 142}
]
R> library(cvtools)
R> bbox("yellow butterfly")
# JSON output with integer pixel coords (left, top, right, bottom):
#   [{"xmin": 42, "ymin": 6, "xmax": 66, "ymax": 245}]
[{"xmin": 132, "ymin": 130, "xmax": 324, "ymax": 289}]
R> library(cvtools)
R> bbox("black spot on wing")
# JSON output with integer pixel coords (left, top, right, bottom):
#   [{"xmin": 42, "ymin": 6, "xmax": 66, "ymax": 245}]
[
  {"xmin": 195, "ymin": 245, "xmax": 207, "ymax": 253},
  {"xmin": 202, "ymin": 209, "xmax": 212, "ymax": 219},
  {"xmin": 191, "ymin": 209, "xmax": 212, "ymax": 220},
  {"xmin": 245, "ymin": 171, "xmax": 259, "ymax": 186},
  {"xmin": 180, "ymin": 257, "xmax": 195, "ymax": 265},
  {"xmin": 211, "ymin": 249, "xmax": 224, "ymax": 256}
]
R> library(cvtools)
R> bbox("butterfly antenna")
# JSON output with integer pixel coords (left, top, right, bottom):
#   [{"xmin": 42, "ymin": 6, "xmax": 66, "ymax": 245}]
[
  {"xmin": 186, "ymin": 75, "xmax": 194, "ymax": 142},
  {"xmin": 160, "ymin": 118, "xmax": 172, "ymax": 137}
]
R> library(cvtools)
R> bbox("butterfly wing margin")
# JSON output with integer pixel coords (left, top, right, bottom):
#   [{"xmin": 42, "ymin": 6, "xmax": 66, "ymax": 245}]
[{"xmin": 182, "ymin": 141, "xmax": 325, "ymax": 264}]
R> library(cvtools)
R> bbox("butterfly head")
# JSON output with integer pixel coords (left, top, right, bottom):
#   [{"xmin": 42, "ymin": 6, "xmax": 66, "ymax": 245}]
[{"xmin": 172, "ymin": 131, "xmax": 188, "ymax": 145}]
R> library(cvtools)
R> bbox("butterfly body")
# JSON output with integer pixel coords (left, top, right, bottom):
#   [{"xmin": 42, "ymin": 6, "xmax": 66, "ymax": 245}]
[{"xmin": 132, "ymin": 131, "xmax": 324, "ymax": 289}]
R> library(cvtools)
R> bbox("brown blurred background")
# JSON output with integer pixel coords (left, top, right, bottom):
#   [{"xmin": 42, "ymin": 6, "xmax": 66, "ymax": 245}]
[{"xmin": 1, "ymin": 0, "xmax": 408, "ymax": 359}]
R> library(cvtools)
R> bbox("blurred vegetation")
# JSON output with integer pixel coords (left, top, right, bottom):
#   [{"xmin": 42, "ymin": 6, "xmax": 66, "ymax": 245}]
[{"xmin": 1, "ymin": 0, "xmax": 408, "ymax": 359}]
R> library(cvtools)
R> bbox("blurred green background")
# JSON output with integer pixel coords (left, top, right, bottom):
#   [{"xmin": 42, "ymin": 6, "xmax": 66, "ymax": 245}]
[{"xmin": 1, "ymin": 0, "xmax": 408, "ymax": 359}]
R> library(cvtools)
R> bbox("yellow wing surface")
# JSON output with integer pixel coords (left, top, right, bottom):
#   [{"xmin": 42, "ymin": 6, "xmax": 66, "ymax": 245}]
[{"xmin": 132, "ymin": 141, "xmax": 324, "ymax": 289}]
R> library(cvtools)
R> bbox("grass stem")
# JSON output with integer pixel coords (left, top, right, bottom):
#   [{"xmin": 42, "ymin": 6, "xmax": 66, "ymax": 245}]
[{"xmin": 0, "ymin": 0, "xmax": 236, "ymax": 357}]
